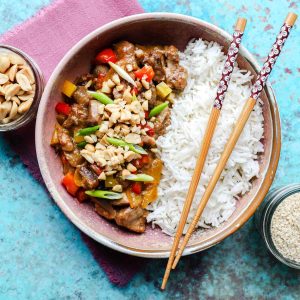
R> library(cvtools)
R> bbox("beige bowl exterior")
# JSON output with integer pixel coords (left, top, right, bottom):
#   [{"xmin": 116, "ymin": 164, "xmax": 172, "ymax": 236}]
[{"xmin": 36, "ymin": 13, "xmax": 281, "ymax": 258}]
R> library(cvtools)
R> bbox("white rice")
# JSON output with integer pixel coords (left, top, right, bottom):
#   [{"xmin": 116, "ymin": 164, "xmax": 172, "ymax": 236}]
[{"xmin": 146, "ymin": 39, "xmax": 264, "ymax": 236}]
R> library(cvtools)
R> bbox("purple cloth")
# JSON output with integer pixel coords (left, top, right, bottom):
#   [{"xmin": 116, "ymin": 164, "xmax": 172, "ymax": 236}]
[{"xmin": 1, "ymin": 0, "xmax": 147, "ymax": 286}]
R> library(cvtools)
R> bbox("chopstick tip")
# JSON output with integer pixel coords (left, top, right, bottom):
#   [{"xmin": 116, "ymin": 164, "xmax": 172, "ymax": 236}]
[
  {"xmin": 235, "ymin": 17, "xmax": 247, "ymax": 32},
  {"xmin": 285, "ymin": 12, "xmax": 298, "ymax": 26}
]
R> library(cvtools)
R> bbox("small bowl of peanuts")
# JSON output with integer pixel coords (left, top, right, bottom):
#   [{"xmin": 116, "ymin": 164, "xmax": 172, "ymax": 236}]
[{"xmin": 0, "ymin": 45, "xmax": 44, "ymax": 131}]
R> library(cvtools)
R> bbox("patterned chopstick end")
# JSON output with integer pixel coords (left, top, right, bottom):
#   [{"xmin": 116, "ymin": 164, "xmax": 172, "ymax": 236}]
[{"xmin": 250, "ymin": 12, "xmax": 297, "ymax": 100}]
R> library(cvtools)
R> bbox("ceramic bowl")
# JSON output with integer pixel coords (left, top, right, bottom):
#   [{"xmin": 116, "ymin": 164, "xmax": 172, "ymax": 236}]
[{"xmin": 36, "ymin": 13, "xmax": 281, "ymax": 258}]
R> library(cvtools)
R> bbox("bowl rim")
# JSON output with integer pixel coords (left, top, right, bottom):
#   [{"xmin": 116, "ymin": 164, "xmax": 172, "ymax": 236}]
[{"xmin": 35, "ymin": 12, "xmax": 281, "ymax": 258}]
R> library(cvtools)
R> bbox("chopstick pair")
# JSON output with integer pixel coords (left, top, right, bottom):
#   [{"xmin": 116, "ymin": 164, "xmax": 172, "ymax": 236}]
[{"xmin": 161, "ymin": 12, "xmax": 298, "ymax": 290}]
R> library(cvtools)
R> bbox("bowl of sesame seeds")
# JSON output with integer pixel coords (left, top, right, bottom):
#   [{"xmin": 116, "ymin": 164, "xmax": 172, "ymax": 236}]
[{"xmin": 255, "ymin": 183, "xmax": 300, "ymax": 269}]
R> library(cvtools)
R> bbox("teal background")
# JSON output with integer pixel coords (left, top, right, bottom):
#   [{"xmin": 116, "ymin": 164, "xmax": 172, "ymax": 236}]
[{"xmin": 0, "ymin": 0, "xmax": 299, "ymax": 299}]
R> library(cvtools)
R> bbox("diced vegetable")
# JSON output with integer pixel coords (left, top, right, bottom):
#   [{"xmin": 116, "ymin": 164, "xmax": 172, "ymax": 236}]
[
  {"xmin": 50, "ymin": 123, "xmax": 60, "ymax": 146},
  {"xmin": 55, "ymin": 102, "xmax": 71, "ymax": 116},
  {"xmin": 156, "ymin": 82, "xmax": 172, "ymax": 98},
  {"xmin": 77, "ymin": 141, "xmax": 87, "ymax": 148},
  {"xmin": 124, "ymin": 174, "xmax": 154, "ymax": 182},
  {"xmin": 133, "ymin": 155, "xmax": 150, "ymax": 169},
  {"xmin": 89, "ymin": 91, "xmax": 114, "ymax": 105},
  {"xmin": 141, "ymin": 155, "xmax": 150, "ymax": 164},
  {"xmin": 144, "ymin": 124, "xmax": 154, "ymax": 137},
  {"xmin": 62, "ymin": 172, "xmax": 79, "ymax": 196},
  {"xmin": 134, "ymin": 65, "xmax": 155, "ymax": 82},
  {"xmin": 144, "ymin": 110, "xmax": 149, "ymax": 119},
  {"xmin": 74, "ymin": 133, "xmax": 85, "ymax": 143},
  {"xmin": 74, "ymin": 169, "xmax": 84, "ymax": 187},
  {"xmin": 95, "ymin": 48, "xmax": 117, "ymax": 64},
  {"xmin": 132, "ymin": 93, "xmax": 137, "ymax": 102},
  {"xmin": 108, "ymin": 62, "xmax": 136, "ymax": 87},
  {"xmin": 131, "ymin": 87, "xmax": 139, "ymax": 95},
  {"xmin": 105, "ymin": 175, "xmax": 119, "ymax": 188},
  {"xmin": 106, "ymin": 137, "xmax": 147, "ymax": 155},
  {"xmin": 85, "ymin": 190, "xmax": 123, "ymax": 200},
  {"xmin": 149, "ymin": 101, "xmax": 169, "ymax": 118},
  {"xmin": 131, "ymin": 182, "xmax": 142, "ymax": 194},
  {"xmin": 141, "ymin": 158, "xmax": 163, "ymax": 208},
  {"xmin": 132, "ymin": 158, "xmax": 143, "ymax": 169},
  {"xmin": 76, "ymin": 125, "xmax": 100, "ymax": 136},
  {"xmin": 62, "ymin": 80, "xmax": 77, "ymax": 97},
  {"xmin": 126, "ymin": 159, "xmax": 162, "ymax": 208}
]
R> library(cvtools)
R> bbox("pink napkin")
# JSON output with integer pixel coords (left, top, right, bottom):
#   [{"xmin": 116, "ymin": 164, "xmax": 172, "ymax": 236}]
[{"xmin": 0, "ymin": 0, "xmax": 147, "ymax": 286}]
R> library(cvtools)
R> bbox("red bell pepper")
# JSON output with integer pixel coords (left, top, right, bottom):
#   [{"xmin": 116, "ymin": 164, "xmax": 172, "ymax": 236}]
[
  {"xmin": 144, "ymin": 110, "xmax": 149, "ymax": 119},
  {"xmin": 132, "ymin": 158, "xmax": 143, "ymax": 169},
  {"xmin": 132, "ymin": 155, "xmax": 150, "ymax": 169},
  {"xmin": 145, "ymin": 124, "xmax": 154, "ymax": 137},
  {"xmin": 134, "ymin": 65, "xmax": 155, "ymax": 82},
  {"xmin": 131, "ymin": 86, "xmax": 139, "ymax": 95},
  {"xmin": 95, "ymin": 48, "xmax": 117, "ymax": 64},
  {"xmin": 55, "ymin": 102, "xmax": 71, "ymax": 116},
  {"xmin": 62, "ymin": 173, "xmax": 79, "ymax": 196},
  {"xmin": 131, "ymin": 182, "xmax": 142, "ymax": 194},
  {"xmin": 141, "ymin": 155, "xmax": 150, "ymax": 165}
]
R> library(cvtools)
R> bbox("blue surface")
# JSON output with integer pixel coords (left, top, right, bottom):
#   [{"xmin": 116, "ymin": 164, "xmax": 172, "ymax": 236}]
[{"xmin": 0, "ymin": 0, "xmax": 300, "ymax": 299}]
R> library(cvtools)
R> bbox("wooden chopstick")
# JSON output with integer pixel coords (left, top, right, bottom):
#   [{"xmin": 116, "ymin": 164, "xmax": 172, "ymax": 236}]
[
  {"xmin": 161, "ymin": 17, "xmax": 247, "ymax": 290},
  {"xmin": 171, "ymin": 12, "xmax": 298, "ymax": 270}
]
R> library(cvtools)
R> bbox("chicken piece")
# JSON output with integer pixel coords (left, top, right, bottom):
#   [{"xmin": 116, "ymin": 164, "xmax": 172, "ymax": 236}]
[
  {"xmin": 64, "ymin": 148, "xmax": 84, "ymax": 167},
  {"xmin": 94, "ymin": 200, "xmax": 116, "ymax": 220},
  {"xmin": 164, "ymin": 45, "xmax": 179, "ymax": 62},
  {"xmin": 93, "ymin": 64, "xmax": 109, "ymax": 77},
  {"xmin": 88, "ymin": 100, "xmax": 102, "ymax": 124},
  {"xmin": 63, "ymin": 104, "xmax": 88, "ymax": 128},
  {"xmin": 78, "ymin": 165, "xmax": 99, "ymax": 189},
  {"xmin": 73, "ymin": 86, "xmax": 92, "ymax": 105},
  {"xmin": 164, "ymin": 60, "xmax": 187, "ymax": 91},
  {"xmin": 57, "ymin": 127, "xmax": 74, "ymax": 152},
  {"xmin": 115, "ymin": 207, "xmax": 146, "ymax": 233},
  {"xmin": 148, "ymin": 84, "xmax": 158, "ymax": 108},
  {"xmin": 154, "ymin": 107, "xmax": 171, "ymax": 137},
  {"xmin": 114, "ymin": 41, "xmax": 138, "ymax": 70}
]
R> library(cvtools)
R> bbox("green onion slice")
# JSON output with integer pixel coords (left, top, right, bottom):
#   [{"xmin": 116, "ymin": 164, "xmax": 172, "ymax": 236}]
[
  {"xmin": 85, "ymin": 190, "xmax": 123, "ymax": 200},
  {"xmin": 124, "ymin": 174, "xmax": 154, "ymax": 182},
  {"xmin": 106, "ymin": 137, "xmax": 147, "ymax": 155},
  {"xmin": 108, "ymin": 62, "xmax": 136, "ymax": 87}
]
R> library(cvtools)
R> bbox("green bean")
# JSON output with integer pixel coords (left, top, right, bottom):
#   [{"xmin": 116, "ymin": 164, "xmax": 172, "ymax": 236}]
[
  {"xmin": 89, "ymin": 91, "xmax": 114, "ymax": 105},
  {"xmin": 149, "ymin": 101, "xmax": 169, "ymax": 118},
  {"xmin": 106, "ymin": 137, "xmax": 147, "ymax": 155},
  {"xmin": 124, "ymin": 174, "xmax": 154, "ymax": 182},
  {"xmin": 85, "ymin": 190, "xmax": 123, "ymax": 200},
  {"xmin": 77, "ymin": 125, "xmax": 100, "ymax": 136}
]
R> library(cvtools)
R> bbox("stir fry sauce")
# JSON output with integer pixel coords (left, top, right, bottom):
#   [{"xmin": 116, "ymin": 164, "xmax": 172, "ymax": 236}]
[{"xmin": 51, "ymin": 41, "xmax": 187, "ymax": 233}]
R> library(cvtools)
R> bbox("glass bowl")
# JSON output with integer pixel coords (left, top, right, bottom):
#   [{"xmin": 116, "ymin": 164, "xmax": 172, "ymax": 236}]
[
  {"xmin": 255, "ymin": 183, "xmax": 300, "ymax": 269},
  {"xmin": 0, "ymin": 45, "xmax": 44, "ymax": 131}
]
